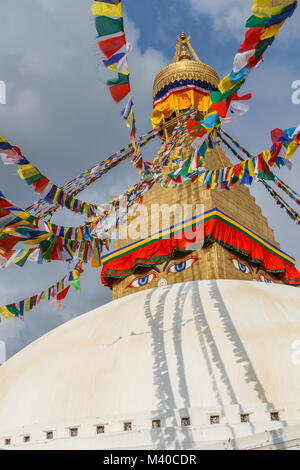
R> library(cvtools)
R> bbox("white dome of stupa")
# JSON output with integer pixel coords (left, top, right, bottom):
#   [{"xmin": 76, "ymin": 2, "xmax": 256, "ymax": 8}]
[{"xmin": 1, "ymin": 279, "xmax": 300, "ymax": 450}]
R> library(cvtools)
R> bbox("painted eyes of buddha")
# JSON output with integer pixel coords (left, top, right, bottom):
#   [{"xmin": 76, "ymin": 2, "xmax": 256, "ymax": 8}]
[
  {"xmin": 258, "ymin": 274, "xmax": 273, "ymax": 283},
  {"xmin": 128, "ymin": 273, "xmax": 157, "ymax": 288},
  {"xmin": 127, "ymin": 256, "xmax": 198, "ymax": 288},
  {"xmin": 229, "ymin": 258, "xmax": 251, "ymax": 274},
  {"xmin": 168, "ymin": 257, "xmax": 198, "ymax": 273},
  {"xmin": 229, "ymin": 257, "xmax": 274, "ymax": 283}
]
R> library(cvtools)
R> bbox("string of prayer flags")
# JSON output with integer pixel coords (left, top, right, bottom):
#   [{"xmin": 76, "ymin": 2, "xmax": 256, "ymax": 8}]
[
  {"xmin": 26, "ymin": 125, "xmax": 159, "ymax": 220},
  {"xmin": 262, "ymin": 180, "xmax": 300, "ymax": 224},
  {"xmin": 93, "ymin": 1, "xmax": 131, "ymax": 104},
  {"xmin": 0, "ymin": 261, "xmax": 84, "ymax": 320},
  {"xmin": 187, "ymin": 0, "xmax": 297, "ymax": 152},
  {"xmin": 92, "ymin": 1, "xmax": 144, "ymax": 174},
  {"xmin": 211, "ymin": 1, "xmax": 297, "ymax": 121},
  {"xmin": 218, "ymin": 129, "xmax": 300, "ymax": 226},
  {"xmin": 0, "ymin": 191, "xmax": 99, "ymax": 258},
  {"xmin": 0, "ymin": 138, "xmax": 106, "ymax": 217}
]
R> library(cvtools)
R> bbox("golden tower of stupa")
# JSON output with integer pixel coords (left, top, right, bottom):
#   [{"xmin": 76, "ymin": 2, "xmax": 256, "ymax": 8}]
[{"xmin": 110, "ymin": 33, "xmax": 283, "ymax": 300}]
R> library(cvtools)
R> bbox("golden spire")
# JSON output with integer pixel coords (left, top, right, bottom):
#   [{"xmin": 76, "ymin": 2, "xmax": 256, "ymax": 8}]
[
  {"xmin": 173, "ymin": 32, "xmax": 201, "ymax": 63},
  {"xmin": 153, "ymin": 33, "xmax": 220, "ymax": 103}
]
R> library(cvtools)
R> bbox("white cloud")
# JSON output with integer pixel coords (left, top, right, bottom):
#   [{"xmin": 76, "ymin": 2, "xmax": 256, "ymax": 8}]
[
  {"xmin": 188, "ymin": 0, "xmax": 251, "ymax": 38},
  {"xmin": 4, "ymin": 88, "xmax": 45, "ymax": 133}
]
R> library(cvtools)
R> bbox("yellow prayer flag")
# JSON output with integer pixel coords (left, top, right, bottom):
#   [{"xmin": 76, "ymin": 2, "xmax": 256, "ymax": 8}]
[
  {"xmin": 72, "ymin": 269, "xmax": 80, "ymax": 280},
  {"xmin": 69, "ymin": 197, "xmax": 76, "ymax": 211},
  {"xmin": 106, "ymin": 63, "xmax": 129, "ymax": 75},
  {"xmin": 17, "ymin": 164, "xmax": 39, "ymax": 180},
  {"xmin": 0, "ymin": 306, "xmax": 15, "ymax": 320},
  {"xmin": 227, "ymin": 166, "xmax": 235, "ymax": 181},
  {"xmin": 252, "ymin": 0, "xmax": 294, "ymax": 17},
  {"xmin": 286, "ymin": 141, "xmax": 298, "ymax": 159},
  {"xmin": 52, "ymin": 188, "xmax": 62, "ymax": 205},
  {"xmin": 40, "ymin": 291, "xmax": 46, "ymax": 301},
  {"xmin": 23, "ymin": 233, "xmax": 52, "ymax": 245},
  {"xmin": 248, "ymin": 158, "xmax": 256, "ymax": 177},
  {"xmin": 92, "ymin": 1, "xmax": 123, "ymax": 18},
  {"xmin": 210, "ymin": 171, "xmax": 217, "ymax": 190},
  {"xmin": 261, "ymin": 22, "xmax": 285, "ymax": 40},
  {"xmin": 218, "ymin": 74, "xmax": 235, "ymax": 94},
  {"xmin": 25, "ymin": 298, "xmax": 31, "ymax": 312},
  {"xmin": 263, "ymin": 149, "xmax": 272, "ymax": 163}
]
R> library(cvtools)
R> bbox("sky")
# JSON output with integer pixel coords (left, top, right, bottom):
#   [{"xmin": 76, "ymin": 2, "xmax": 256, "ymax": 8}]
[{"xmin": 0, "ymin": 0, "xmax": 299, "ymax": 360}]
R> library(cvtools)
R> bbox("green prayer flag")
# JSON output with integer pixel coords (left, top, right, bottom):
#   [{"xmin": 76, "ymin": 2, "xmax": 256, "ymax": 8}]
[
  {"xmin": 40, "ymin": 235, "xmax": 57, "ymax": 261},
  {"xmin": 257, "ymin": 170, "xmax": 275, "ymax": 181},
  {"xmin": 255, "ymin": 37, "xmax": 275, "ymax": 60},
  {"xmin": 106, "ymin": 73, "xmax": 129, "ymax": 87},
  {"xmin": 70, "ymin": 279, "xmax": 81, "ymax": 293},
  {"xmin": 95, "ymin": 16, "xmax": 124, "ymax": 38},
  {"xmin": 14, "ymin": 249, "xmax": 33, "ymax": 267},
  {"xmin": 6, "ymin": 304, "xmax": 21, "ymax": 317},
  {"xmin": 246, "ymin": 15, "xmax": 269, "ymax": 28},
  {"xmin": 210, "ymin": 80, "xmax": 245, "ymax": 104}
]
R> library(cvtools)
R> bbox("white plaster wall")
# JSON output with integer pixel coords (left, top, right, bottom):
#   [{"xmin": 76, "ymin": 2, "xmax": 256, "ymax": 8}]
[{"xmin": 0, "ymin": 280, "xmax": 300, "ymax": 450}]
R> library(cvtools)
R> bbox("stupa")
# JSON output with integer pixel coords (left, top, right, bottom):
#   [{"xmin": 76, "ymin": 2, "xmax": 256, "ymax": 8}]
[
  {"xmin": 102, "ymin": 33, "xmax": 290, "ymax": 300},
  {"xmin": 1, "ymin": 34, "xmax": 300, "ymax": 451}
]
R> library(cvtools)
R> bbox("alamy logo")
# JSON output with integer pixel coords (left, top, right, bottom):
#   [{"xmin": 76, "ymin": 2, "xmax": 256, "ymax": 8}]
[
  {"xmin": 291, "ymin": 80, "xmax": 300, "ymax": 105},
  {"xmin": 0, "ymin": 80, "xmax": 6, "ymax": 104}
]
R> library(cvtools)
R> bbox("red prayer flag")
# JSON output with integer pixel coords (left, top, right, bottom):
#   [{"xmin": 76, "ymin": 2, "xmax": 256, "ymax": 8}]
[
  {"xmin": 0, "ymin": 236, "xmax": 20, "ymax": 253},
  {"xmin": 108, "ymin": 82, "xmax": 130, "ymax": 103},
  {"xmin": 238, "ymin": 28, "xmax": 264, "ymax": 53},
  {"xmin": 57, "ymin": 285, "xmax": 71, "ymax": 301},
  {"xmin": 98, "ymin": 34, "xmax": 126, "ymax": 59},
  {"xmin": 33, "ymin": 176, "xmax": 50, "ymax": 195},
  {"xmin": 11, "ymin": 145, "xmax": 23, "ymax": 157},
  {"xmin": 187, "ymin": 120, "xmax": 207, "ymax": 137}
]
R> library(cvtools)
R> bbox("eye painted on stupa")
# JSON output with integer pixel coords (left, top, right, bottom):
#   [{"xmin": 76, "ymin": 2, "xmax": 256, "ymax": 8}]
[
  {"xmin": 229, "ymin": 258, "xmax": 251, "ymax": 275},
  {"xmin": 258, "ymin": 273, "xmax": 273, "ymax": 283},
  {"xmin": 127, "ymin": 272, "xmax": 157, "ymax": 288},
  {"xmin": 167, "ymin": 256, "xmax": 198, "ymax": 274}
]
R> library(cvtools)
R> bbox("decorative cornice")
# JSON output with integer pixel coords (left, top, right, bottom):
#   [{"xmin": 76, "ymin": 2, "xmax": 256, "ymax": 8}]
[{"xmin": 153, "ymin": 59, "xmax": 220, "ymax": 99}]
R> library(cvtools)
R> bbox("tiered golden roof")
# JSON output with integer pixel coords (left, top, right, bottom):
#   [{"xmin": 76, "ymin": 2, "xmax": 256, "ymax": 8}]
[{"xmin": 153, "ymin": 32, "xmax": 220, "ymax": 100}]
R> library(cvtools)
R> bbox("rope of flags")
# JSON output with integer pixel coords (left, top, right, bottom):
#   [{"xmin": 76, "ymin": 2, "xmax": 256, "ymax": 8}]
[
  {"xmin": 0, "ymin": 125, "xmax": 159, "ymax": 222},
  {"xmin": 92, "ymin": 1, "xmax": 144, "ymax": 173},
  {"xmin": 0, "ymin": 140, "xmax": 105, "ymax": 217},
  {"xmin": 187, "ymin": 1, "xmax": 297, "ymax": 147},
  {"xmin": 218, "ymin": 130, "xmax": 300, "ymax": 225},
  {"xmin": 156, "ymin": 120, "xmax": 300, "ymax": 189},
  {"xmin": 220, "ymin": 128, "xmax": 300, "ymax": 203},
  {"xmin": 0, "ymin": 260, "xmax": 84, "ymax": 319}
]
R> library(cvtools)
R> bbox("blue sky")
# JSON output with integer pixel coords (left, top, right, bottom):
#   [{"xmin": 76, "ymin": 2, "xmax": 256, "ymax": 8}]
[{"xmin": 0, "ymin": 0, "xmax": 300, "ymax": 359}]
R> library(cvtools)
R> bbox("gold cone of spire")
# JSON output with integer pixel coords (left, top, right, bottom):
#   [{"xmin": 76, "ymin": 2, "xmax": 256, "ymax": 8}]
[{"xmin": 153, "ymin": 32, "xmax": 219, "ymax": 100}]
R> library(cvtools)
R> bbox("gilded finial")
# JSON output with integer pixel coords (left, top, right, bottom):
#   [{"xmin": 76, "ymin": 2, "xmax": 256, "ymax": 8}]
[{"xmin": 173, "ymin": 32, "xmax": 201, "ymax": 64}]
